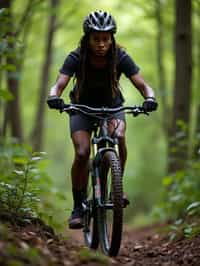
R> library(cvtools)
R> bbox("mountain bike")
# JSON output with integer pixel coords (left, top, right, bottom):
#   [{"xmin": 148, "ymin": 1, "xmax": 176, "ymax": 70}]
[{"xmin": 60, "ymin": 103, "xmax": 149, "ymax": 256}]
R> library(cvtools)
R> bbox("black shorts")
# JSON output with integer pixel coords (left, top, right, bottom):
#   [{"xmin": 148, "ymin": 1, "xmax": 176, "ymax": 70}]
[{"xmin": 69, "ymin": 111, "xmax": 125, "ymax": 135}]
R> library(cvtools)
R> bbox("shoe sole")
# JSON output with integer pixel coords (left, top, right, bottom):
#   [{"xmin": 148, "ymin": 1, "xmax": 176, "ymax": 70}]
[{"xmin": 68, "ymin": 218, "xmax": 84, "ymax": 229}]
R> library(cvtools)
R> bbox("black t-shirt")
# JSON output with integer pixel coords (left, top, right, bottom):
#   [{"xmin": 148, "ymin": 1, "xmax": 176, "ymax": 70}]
[{"xmin": 59, "ymin": 47, "xmax": 140, "ymax": 107}]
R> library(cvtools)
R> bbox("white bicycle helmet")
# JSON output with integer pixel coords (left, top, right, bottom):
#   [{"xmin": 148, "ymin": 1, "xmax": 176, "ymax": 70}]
[{"xmin": 83, "ymin": 10, "xmax": 117, "ymax": 34}]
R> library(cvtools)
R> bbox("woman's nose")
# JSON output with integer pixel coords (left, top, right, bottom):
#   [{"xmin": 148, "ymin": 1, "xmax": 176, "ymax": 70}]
[{"xmin": 98, "ymin": 41, "xmax": 105, "ymax": 47}]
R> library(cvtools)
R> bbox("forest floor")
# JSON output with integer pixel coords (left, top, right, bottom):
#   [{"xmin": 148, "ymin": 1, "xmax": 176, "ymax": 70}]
[{"xmin": 0, "ymin": 217, "xmax": 200, "ymax": 266}]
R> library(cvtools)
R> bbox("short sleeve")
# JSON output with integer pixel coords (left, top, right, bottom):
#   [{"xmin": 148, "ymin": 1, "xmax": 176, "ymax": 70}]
[
  {"xmin": 118, "ymin": 49, "xmax": 140, "ymax": 78},
  {"xmin": 59, "ymin": 48, "xmax": 80, "ymax": 76}
]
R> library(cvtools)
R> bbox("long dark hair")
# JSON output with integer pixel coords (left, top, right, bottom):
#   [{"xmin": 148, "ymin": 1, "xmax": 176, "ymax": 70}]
[{"xmin": 75, "ymin": 33, "xmax": 119, "ymax": 102}]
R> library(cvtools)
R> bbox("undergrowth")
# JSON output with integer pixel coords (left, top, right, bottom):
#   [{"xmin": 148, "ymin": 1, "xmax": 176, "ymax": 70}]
[
  {"xmin": 0, "ymin": 138, "xmax": 67, "ymax": 231},
  {"xmin": 153, "ymin": 127, "xmax": 200, "ymax": 240}
]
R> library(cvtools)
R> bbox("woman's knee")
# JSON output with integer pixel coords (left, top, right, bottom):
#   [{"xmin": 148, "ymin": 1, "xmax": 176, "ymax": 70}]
[
  {"xmin": 72, "ymin": 131, "xmax": 90, "ymax": 162},
  {"xmin": 75, "ymin": 145, "xmax": 90, "ymax": 162}
]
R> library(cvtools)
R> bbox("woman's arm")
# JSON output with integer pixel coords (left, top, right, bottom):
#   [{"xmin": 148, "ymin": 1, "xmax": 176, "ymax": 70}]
[
  {"xmin": 47, "ymin": 73, "xmax": 71, "ymax": 109},
  {"xmin": 49, "ymin": 73, "xmax": 71, "ymax": 97},
  {"xmin": 129, "ymin": 73, "xmax": 155, "ymax": 99},
  {"xmin": 129, "ymin": 73, "xmax": 158, "ymax": 111}
]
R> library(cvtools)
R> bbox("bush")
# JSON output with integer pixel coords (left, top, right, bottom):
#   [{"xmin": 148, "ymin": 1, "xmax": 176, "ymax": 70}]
[
  {"xmin": 154, "ymin": 157, "xmax": 200, "ymax": 239},
  {"xmin": 0, "ymin": 139, "xmax": 43, "ymax": 219},
  {"xmin": 0, "ymin": 138, "xmax": 67, "ymax": 230}
]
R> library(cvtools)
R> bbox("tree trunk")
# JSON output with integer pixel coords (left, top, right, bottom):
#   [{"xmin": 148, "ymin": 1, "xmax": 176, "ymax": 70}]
[
  {"xmin": 31, "ymin": 0, "xmax": 59, "ymax": 151},
  {"xmin": 1, "ymin": 0, "xmax": 23, "ymax": 141},
  {"xmin": 155, "ymin": 0, "xmax": 169, "ymax": 135},
  {"xmin": 0, "ymin": 54, "xmax": 2, "ymax": 137},
  {"xmin": 194, "ymin": 105, "xmax": 200, "ymax": 158},
  {"xmin": 193, "ymin": 2, "xmax": 200, "ymax": 159},
  {"xmin": 169, "ymin": 0, "xmax": 192, "ymax": 172}
]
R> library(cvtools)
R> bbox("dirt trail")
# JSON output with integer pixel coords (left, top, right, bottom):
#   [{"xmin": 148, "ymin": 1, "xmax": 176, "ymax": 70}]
[
  {"xmin": 1, "ymin": 218, "xmax": 200, "ymax": 266},
  {"xmin": 67, "ymin": 224, "xmax": 200, "ymax": 266}
]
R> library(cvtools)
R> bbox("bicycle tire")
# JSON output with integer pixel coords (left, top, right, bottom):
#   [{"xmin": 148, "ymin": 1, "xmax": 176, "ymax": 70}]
[
  {"xmin": 83, "ymin": 163, "xmax": 99, "ymax": 249},
  {"xmin": 98, "ymin": 150, "xmax": 123, "ymax": 256}
]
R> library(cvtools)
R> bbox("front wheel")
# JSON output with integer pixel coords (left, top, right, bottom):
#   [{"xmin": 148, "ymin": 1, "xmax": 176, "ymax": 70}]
[{"xmin": 98, "ymin": 151, "xmax": 123, "ymax": 256}]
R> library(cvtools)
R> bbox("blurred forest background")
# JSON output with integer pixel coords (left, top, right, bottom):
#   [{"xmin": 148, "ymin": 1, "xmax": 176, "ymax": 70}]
[{"xmin": 0, "ymin": 0, "xmax": 200, "ymax": 235}]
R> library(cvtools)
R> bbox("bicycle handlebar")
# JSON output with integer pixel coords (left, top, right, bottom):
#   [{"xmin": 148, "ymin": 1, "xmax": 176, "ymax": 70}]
[{"xmin": 59, "ymin": 103, "xmax": 150, "ymax": 117}]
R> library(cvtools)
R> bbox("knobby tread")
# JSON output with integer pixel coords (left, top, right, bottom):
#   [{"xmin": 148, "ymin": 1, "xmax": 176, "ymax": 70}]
[{"xmin": 98, "ymin": 151, "xmax": 123, "ymax": 256}]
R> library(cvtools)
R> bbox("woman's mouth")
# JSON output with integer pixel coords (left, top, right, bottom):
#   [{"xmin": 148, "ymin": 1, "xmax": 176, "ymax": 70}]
[{"xmin": 96, "ymin": 49, "xmax": 106, "ymax": 55}]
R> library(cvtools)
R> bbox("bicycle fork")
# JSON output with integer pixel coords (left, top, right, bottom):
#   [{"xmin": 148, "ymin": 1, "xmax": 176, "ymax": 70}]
[{"xmin": 92, "ymin": 148, "xmax": 117, "ymax": 210}]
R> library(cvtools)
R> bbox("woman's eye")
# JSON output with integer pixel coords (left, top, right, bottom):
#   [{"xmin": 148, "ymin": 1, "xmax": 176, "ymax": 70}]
[{"xmin": 91, "ymin": 36, "xmax": 111, "ymax": 43}]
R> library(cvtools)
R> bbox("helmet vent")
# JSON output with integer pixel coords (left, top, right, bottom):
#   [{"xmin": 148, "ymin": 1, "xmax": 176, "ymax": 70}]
[
  {"xmin": 94, "ymin": 11, "xmax": 99, "ymax": 18},
  {"xmin": 92, "ymin": 18, "xmax": 96, "ymax": 25},
  {"xmin": 99, "ymin": 16, "xmax": 104, "ymax": 26}
]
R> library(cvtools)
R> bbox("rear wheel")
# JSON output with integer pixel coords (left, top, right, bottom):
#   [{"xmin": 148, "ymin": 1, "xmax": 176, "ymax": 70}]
[
  {"xmin": 83, "ymin": 162, "xmax": 99, "ymax": 249},
  {"xmin": 98, "ymin": 151, "xmax": 123, "ymax": 256}
]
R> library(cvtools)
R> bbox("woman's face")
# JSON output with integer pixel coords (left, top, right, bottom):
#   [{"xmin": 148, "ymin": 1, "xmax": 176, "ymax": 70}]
[{"xmin": 89, "ymin": 31, "xmax": 112, "ymax": 57}]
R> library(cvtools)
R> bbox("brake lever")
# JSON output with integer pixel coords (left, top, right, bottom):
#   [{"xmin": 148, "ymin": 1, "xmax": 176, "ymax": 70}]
[{"xmin": 132, "ymin": 110, "xmax": 149, "ymax": 116}]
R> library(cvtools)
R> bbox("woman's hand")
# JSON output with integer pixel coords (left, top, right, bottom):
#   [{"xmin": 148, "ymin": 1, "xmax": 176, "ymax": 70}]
[
  {"xmin": 142, "ymin": 97, "xmax": 158, "ymax": 112},
  {"xmin": 47, "ymin": 96, "xmax": 64, "ymax": 109}
]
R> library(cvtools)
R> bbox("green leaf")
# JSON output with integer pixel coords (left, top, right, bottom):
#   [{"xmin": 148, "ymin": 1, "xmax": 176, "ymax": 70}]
[
  {"xmin": 186, "ymin": 201, "xmax": 200, "ymax": 212},
  {"xmin": 0, "ymin": 8, "xmax": 6, "ymax": 15},
  {"xmin": 162, "ymin": 176, "xmax": 173, "ymax": 186},
  {"xmin": 169, "ymin": 232, "xmax": 178, "ymax": 241},
  {"xmin": 32, "ymin": 151, "xmax": 47, "ymax": 156},
  {"xmin": 184, "ymin": 226, "xmax": 193, "ymax": 236},
  {"xmin": 13, "ymin": 170, "xmax": 24, "ymax": 175},
  {"xmin": 170, "ymin": 194, "xmax": 183, "ymax": 202},
  {"xmin": 0, "ymin": 89, "xmax": 14, "ymax": 101},
  {"xmin": 174, "ymin": 219, "xmax": 183, "ymax": 225},
  {"xmin": 31, "ymin": 156, "xmax": 42, "ymax": 162},
  {"xmin": 13, "ymin": 157, "xmax": 28, "ymax": 165}
]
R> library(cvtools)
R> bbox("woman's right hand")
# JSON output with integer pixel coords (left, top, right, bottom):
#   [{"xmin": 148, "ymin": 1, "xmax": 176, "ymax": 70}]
[{"xmin": 47, "ymin": 96, "xmax": 64, "ymax": 109}]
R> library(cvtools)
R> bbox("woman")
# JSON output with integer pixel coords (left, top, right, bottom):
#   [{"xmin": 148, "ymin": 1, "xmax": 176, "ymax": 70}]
[{"xmin": 47, "ymin": 10, "xmax": 158, "ymax": 229}]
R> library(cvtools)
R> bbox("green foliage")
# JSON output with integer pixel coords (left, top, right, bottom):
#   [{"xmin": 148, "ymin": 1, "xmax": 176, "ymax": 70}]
[
  {"xmin": 154, "ymin": 156, "xmax": 200, "ymax": 239},
  {"xmin": 162, "ymin": 161, "xmax": 200, "ymax": 218},
  {"xmin": 0, "ymin": 139, "xmax": 45, "ymax": 219},
  {"xmin": 0, "ymin": 88, "xmax": 14, "ymax": 101},
  {"xmin": 0, "ymin": 138, "xmax": 67, "ymax": 231}
]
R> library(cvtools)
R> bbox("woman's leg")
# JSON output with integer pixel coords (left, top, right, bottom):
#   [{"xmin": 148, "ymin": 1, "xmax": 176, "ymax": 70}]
[
  {"xmin": 71, "ymin": 130, "xmax": 91, "ymax": 191},
  {"xmin": 68, "ymin": 130, "xmax": 91, "ymax": 229}
]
